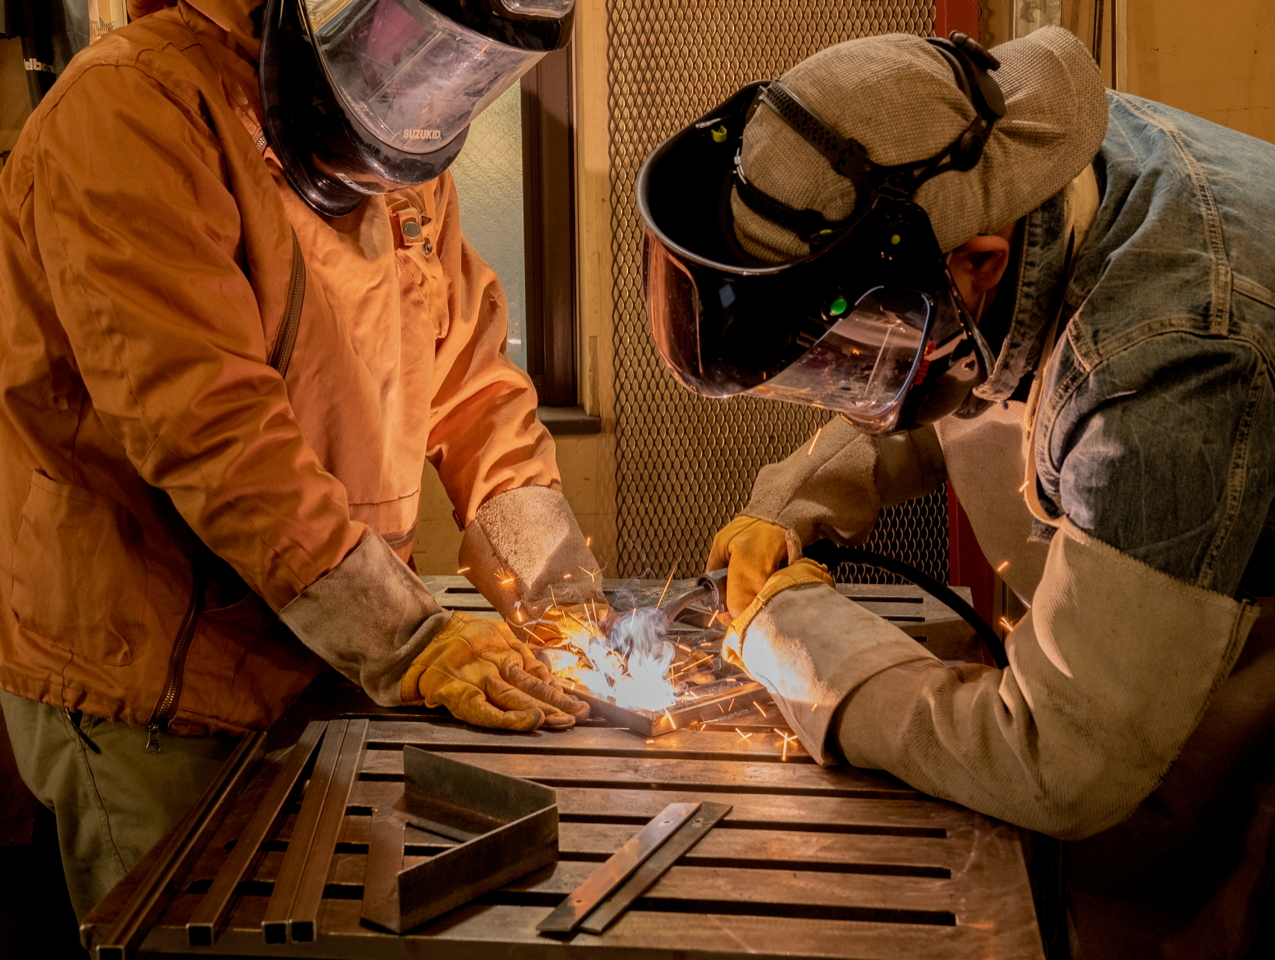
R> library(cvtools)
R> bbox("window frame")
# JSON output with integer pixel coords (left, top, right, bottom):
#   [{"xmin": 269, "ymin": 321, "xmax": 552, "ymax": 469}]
[{"xmin": 520, "ymin": 42, "xmax": 599, "ymax": 432}]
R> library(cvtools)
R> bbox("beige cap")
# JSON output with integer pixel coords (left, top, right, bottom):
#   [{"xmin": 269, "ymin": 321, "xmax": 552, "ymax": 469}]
[{"xmin": 733, "ymin": 26, "xmax": 1107, "ymax": 259}]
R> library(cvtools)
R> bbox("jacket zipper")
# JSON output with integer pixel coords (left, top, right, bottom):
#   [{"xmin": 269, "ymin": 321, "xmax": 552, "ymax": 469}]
[
  {"xmin": 145, "ymin": 550, "xmax": 208, "ymax": 753},
  {"xmin": 143, "ymin": 230, "xmax": 307, "ymax": 751},
  {"xmin": 268, "ymin": 229, "xmax": 306, "ymax": 378}
]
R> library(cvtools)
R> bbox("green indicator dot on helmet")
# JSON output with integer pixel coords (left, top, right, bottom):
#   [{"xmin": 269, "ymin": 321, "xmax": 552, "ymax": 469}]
[
  {"xmin": 890, "ymin": 233, "xmax": 902, "ymax": 245},
  {"xmin": 710, "ymin": 125, "xmax": 728, "ymax": 143},
  {"xmin": 829, "ymin": 296, "xmax": 849, "ymax": 317}
]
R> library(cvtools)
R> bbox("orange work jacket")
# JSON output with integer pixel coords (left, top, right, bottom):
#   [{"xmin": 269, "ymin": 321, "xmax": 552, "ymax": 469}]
[{"xmin": 0, "ymin": 0, "xmax": 559, "ymax": 735}]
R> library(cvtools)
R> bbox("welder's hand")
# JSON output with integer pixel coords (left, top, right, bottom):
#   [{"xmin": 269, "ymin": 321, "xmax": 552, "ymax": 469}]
[
  {"xmin": 706, "ymin": 516, "xmax": 804, "ymax": 618},
  {"xmin": 722, "ymin": 559, "xmax": 836, "ymax": 674},
  {"xmin": 402, "ymin": 612, "xmax": 589, "ymax": 731}
]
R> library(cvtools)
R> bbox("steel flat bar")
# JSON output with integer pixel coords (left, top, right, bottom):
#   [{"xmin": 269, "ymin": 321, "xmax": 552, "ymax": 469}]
[
  {"xmin": 185, "ymin": 719, "xmax": 326, "ymax": 946},
  {"xmin": 360, "ymin": 811, "xmax": 406, "ymax": 933},
  {"xmin": 578, "ymin": 802, "xmax": 733, "ymax": 933},
  {"xmin": 536, "ymin": 801, "xmax": 700, "ymax": 933},
  {"xmin": 288, "ymin": 718, "xmax": 368, "ymax": 941},
  {"xmin": 92, "ymin": 730, "xmax": 265, "ymax": 960},
  {"xmin": 260, "ymin": 718, "xmax": 348, "ymax": 944}
]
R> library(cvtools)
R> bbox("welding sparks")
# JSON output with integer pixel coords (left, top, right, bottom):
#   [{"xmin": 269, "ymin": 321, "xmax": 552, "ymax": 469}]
[
  {"xmin": 806, "ymin": 425, "xmax": 823, "ymax": 456},
  {"xmin": 1019, "ymin": 480, "xmax": 1029, "ymax": 492},
  {"xmin": 586, "ymin": 536, "xmax": 593, "ymax": 547},
  {"xmin": 1000, "ymin": 616, "xmax": 1017, "ymax": 633},
  {"xmin": 996, "ymin": 560, "xmax": 1010, "ymax": 573},
  {"xmin": 777, "ymin": 730, "xmax": 797, "ymax": 761},
  {"xmin": 456, "ymin": 566, "xmax": 471, "ymax": 575},
  {"xmin": 665, "ymin": 708, "xmax": 676, "ymax": 730},
  {"xmin": 735, "ymin": 729, "xmax": 752, "ymax": 741},
  {"xmin": 578, "ymin": 565, "xmax": 600, "ymax": 582},
  {"xmin": 655, "ymin": 563, "xmax": 679, "ymax": 610},
  {"xmin": 754, "ymin": 702, "xmax": 768, "ymax": 718}
]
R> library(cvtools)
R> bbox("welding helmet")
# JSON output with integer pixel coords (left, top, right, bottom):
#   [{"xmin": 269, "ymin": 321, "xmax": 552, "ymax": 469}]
[
  {"xmin": 637, "ymin": 34, "xmax": 1005, "ymax": 435},
  {"xmin": 260, "ymin": 0, "xmax": 573, "ymax": 217}
]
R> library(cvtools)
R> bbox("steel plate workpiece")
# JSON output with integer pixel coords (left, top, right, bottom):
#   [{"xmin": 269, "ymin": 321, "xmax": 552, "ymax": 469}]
[
  {"xmin": 536, "ymin": 801, "xmax": 701, "ymax": 933},
  {"xmin": 361, "ymin": 744, "xmax": 559, "ymax": 933}
]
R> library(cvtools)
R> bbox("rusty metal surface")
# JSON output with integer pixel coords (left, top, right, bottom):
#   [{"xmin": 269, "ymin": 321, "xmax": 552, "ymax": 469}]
[{"xmin": 82, "ymin": 715, "xmax": 1044, "ymax": 960}]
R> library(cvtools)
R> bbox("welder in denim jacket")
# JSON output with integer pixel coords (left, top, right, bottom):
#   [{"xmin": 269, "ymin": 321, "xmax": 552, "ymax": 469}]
[{"xmin": 639, "ymin": 25, "xmax": 1275, "ymax": 958}]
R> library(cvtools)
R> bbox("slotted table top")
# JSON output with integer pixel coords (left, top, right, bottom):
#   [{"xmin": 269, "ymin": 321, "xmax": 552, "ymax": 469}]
[{"xmin": 84, "ymin": 714, "xmax": 1044, "ymax": 960}]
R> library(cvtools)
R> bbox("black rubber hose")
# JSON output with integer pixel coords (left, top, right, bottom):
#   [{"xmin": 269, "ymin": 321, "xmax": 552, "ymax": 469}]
[{"xmin": 803, "ymin": 541, "xmax": 1009, "ymax": 670}]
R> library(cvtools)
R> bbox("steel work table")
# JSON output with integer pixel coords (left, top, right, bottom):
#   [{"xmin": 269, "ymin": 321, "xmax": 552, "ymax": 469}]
[{"xmin": 81, "ymin": 579, "xmax": 1043, "ymax": 959}]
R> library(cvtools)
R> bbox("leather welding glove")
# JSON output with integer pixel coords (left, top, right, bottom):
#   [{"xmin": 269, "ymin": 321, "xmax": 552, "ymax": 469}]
[
  {"xmin": 722, "ymin": 558, "xmax": 836, "ymax": 673},
  {"xmin": 706, "ymin": 516, "xmax": 804, "ymax": 618},
  {"xmin": 400, "ymin": 612, "xmax": 589, "ymax": 731},
  {"xmin": 279, "ymin": 533, "xmax": 589, "ymax": 732}
]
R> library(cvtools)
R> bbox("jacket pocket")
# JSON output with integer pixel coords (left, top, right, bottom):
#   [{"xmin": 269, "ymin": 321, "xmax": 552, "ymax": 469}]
[{"xmin": 10, "ymin": 472, "xmax": 149, "ymax": 664}]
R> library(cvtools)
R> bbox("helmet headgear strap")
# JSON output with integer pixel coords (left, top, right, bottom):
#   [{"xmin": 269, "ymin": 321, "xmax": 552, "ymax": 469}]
[{"xmin": 732, "ymin": 31, "xmax": 1007, "ymax": 246}]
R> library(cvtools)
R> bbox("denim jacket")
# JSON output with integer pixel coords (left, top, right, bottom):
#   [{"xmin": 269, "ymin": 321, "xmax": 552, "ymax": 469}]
[{"xmin": 981, "ymin": 92, "xmax": 1275, "ymax": 598}]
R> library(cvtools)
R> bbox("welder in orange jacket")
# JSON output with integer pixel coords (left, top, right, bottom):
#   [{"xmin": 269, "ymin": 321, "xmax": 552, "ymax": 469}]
[{"xmin": 0, "ymin": 0, "xmax": 598, "ymax": 917}]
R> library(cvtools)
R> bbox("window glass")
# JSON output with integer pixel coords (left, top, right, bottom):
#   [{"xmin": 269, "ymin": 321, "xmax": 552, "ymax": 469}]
[{"xmin": 448, "ymin": 82, "xmax": 527, "ymax": 370}]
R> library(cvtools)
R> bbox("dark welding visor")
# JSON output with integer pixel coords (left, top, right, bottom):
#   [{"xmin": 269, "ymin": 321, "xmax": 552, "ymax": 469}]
[{"xmin": 638, "ymin": 82, "xmax": 989, "ymax": 434}]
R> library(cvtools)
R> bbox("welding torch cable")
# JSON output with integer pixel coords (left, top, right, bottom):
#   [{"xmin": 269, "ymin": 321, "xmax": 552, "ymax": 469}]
[{"xmin": 802, "ymin": 541, "xmax": 1009, "ymax": 670}]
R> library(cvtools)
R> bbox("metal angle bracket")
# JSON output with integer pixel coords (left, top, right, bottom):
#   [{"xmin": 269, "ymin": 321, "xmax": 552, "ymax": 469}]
[{"xmin": 361, "ymin": 744, "xmax": 559, "ymax": 934}]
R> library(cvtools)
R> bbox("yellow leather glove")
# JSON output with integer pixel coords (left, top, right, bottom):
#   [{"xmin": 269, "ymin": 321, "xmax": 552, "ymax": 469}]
[
  {"xmin": 401, "ymin": 613, "xmax": 590, "ymax": 731},
  {"xmin": 706, "ymin": 516, "xmax": 803, "ymax": 617},
  {"xmin": 722, "ymin": 559, "xmax": 836, "ymax": 675}
]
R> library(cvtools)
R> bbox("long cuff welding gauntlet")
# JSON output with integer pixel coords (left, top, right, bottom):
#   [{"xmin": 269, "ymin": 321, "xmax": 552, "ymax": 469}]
[
  {"xmin": 723, "ymin": 559, "xmax": 937, "ymax": 765},
  {"xmin": 279, "ymin": 533, "xmax": 586, "ymax": 730},
  {"xmin": 458, "ymin": 486, "xmax": 611, "ymax": 646}
]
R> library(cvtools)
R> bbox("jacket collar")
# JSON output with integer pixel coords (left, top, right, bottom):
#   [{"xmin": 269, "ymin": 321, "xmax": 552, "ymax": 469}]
[
  {"xmin": 973, "ymin": 164, "xmax": 1101, "ymax": 402},
  {"xmin": 130, "ymin": 0, "xmax": 263, "ymax": 63}
]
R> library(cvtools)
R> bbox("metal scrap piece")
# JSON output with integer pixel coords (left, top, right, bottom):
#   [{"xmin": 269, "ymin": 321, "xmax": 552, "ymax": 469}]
[
  {"xmin": 578, "ymin": 801, "xmax": 733, "ymax": 934},
  {"xmin": 186, "ymin": 720, "xmax": 326, "ymax": 946},
  {"xmin": 536, "ymin": 802, "xmax": 701, "ymax": 934}
]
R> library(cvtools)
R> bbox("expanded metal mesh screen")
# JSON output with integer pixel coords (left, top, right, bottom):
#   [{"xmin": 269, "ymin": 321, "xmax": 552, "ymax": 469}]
[{"xmin": 608, "ymin": 0, "xmax": 949, "ymax": 584}]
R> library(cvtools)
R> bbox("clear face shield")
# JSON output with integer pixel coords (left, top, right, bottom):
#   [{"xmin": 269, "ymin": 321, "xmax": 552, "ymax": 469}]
[
  {"xmin": 303, "ymin": 0, "xmax": 545, "ymax": 157},
  {"xmin": 261, "ymin": 0, "xmax": 574, "ymax": 216}
]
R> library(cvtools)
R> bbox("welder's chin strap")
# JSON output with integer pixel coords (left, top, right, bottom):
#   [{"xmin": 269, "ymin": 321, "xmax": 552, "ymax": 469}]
[
  {"xmin": 279, "ymin": 532, "xmax": 449, "ymax": 707},
  {"xmin": 458, "ymin": 485, "xmax": 605, "ymax": 623},
  {"xmin": 823, "ymin": 520, "xmax": 1258, "ymax": 839}
]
